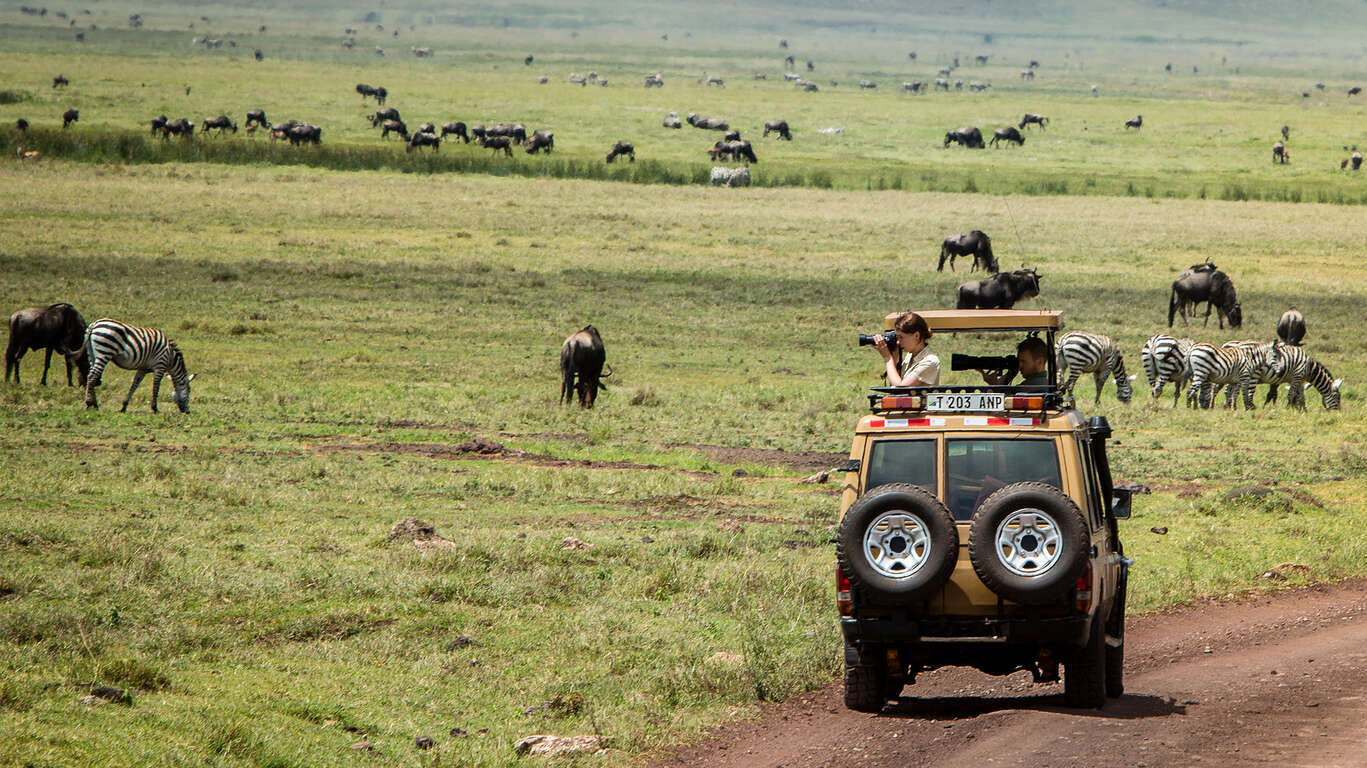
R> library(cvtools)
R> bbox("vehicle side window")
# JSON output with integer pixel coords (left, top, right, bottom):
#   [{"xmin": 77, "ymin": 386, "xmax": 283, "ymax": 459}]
[
  {"xmin": 1078, "ymin": 438, "xmax": 1104, "ymax": 528},
  {"xmin": 946, "ymin": 438, "xmax": 1061, "ymax": 521},
  {"xmin": 866, "ymin": 439, "xmax": 937, "ymax": 494}
]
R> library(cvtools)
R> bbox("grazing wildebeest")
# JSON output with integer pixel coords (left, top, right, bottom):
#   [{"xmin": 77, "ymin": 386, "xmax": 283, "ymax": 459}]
[
  {"xmin": 807, "ymin": 60, "xmax": 815, "ymax": 70},
  {"xmin": 1353, "ymin": 151, "xmax": 1364, "ymax": 170},
  {"xmin": 15, "ymin": 118, "xmax": 29, "ymax": 132},
  {"xmin": 1124, "ymin": 114, "xmax": 1143, "ymax": 129},
  {"xmin": 1277, "ymin": 308, "xmax": 1306, "ymax": 346},
  {"xmin": 524, "ymin": 54, "xmax": 534, "ymax": 66},
  {"xmin": 162, "ymin": 118, "xmax": 194, "ymax": 139},
  {"xmin": 6, "ymin": 303, "xmax": 89, "ymax": 386},
  {"xmin": 902, "ymin": 81, "xmax": 924, "ymax": 93},
  {"xmin": 356, "ymin": 83, "xmax": 378, "ymax": 100},
  {"xmin": 560, "ymin": 325, "xmax": 609, "ymax": 408},
  {"xmin": 415, "ymin": 122, "xmax": 435, "ymax": 136},
  {"xmin": 440, "ymin": 121, "xmax": 469, "ymax": 142},
  {"xmin": 1168, "ymin": 265, "xmax": 1241, "ymax": 329},
  {"xmin": 801, "ymin": 82, "xmax": 818, "ymax": 92},
  {"xmin": 245, "ymin": 109, "xmax": 268, "ymax": 129},
  {"xmin": 974, "ymin": 54, "xmax": 989, "ymax": 65},
  {"xmin": 944, "ymin": 126, "xmax": 985, "ymax": 148},
  {"xmin": 705, "ymin": 76, "xmax": 725, "ymax": 88},
  {"xmin": 525, "ymin": 129, "xmax": 554, "ymax": 154},
  {"xmin": 287, "ymin": 123, "xmax": 322, "ymax": 145},
  {"xmin": 62, "ymin": 109, "xmax": 79, "ymax": 128},
  {"xmin": 722, "ymin": 129, "xmax": 741, "ymax": 142},
  {"xmin": 379, "ymin": 119, "xmax": 408, "ymax": 139},
  {"xmin": 662, "ymin": 113, "xmax": 682, "ymax": 129},
  {"xmin": 605, "ymin": 141, "xmax": 635, "ymax": 163},
  {"xmin": 149, "ymin": 114, "xmax": 168, "ymax": 135},
  {"xmin": 934, "ymin": 77, "xmax": 950, "ymax": 91},
  {"xmin": 538, "ymin": 75, "xmax": 548, "ymax": 84},
  {"xmin": 708, "ymin": 139, "xmax": 758, "ymax": 164},
  {"xmin": 254, "ymin": 48, "xmax": 263, "ymax": 62},
  {"xmin": 369, "ymin": 108, "xmax": 401, "ymax": 127},
  {"xmin": 938, "ymin": 231, "xmax": 997, "ymax": 272},
  {"xmin": 480, "ymin": 135, "xmax": 513, "ymax": 156},
  {"xmin": 406, "ymin": 132, "xmax": 439, "ymax": 153},
  {"xmin": 858, "ymin": 80, "xmax": 877, "ymax": 90},
  {"xmin": 784, "ymin": 55, "xmax": 795, "ymax": 68},
  {"xmin": 956, "ymin": 269, "xmax": 1041, "ymax": 309},
  {"xmin": 686, "ymin": 113, "xmax": 729, "ymax": 131},
  {"xmin": 644, "ymin": 73, "xmax": 664, "ymax": 87},
  {"xmin": 968, "ymin": 81, "xmax": 990, "ymax": 91},
  {"xmin": 52, "ymin": 74, "xmax": 69, "ymax": 88},
  {"xmin": 990, "ymin": 126, "xmax": 1025, "ymax": 147},
  {"xmin": 483, "ymin": 123, "xmax": 526, "ymax": 144},
  {"xmin": 1272, "ymin": 141, "xmax": 1287, "ymax": 163},
  {"xmin": 1029, "ymin": 59, "xmax": 1040, "ymax": 68},
  {"xmin": 763, "ymin": 119, "xmax": 791, "ymax": 140},
  {"xmin": 1350, "ymin": 86, "xmax": 1362, "ymax": 96},
  {"xmin": 753, "ymin": 72, "xmax": 767, "ymax": 80},
  {"xmin": 410, "ymin": 46, "xmax": 433, "ymax": 58},
  {"xmin": 1281, "ymin": 124, "xmax": 1290, "ymax": 141},
  {"xmin": 569, "ymin": 73, "xmax": 588, "ymax": 86},
  {"xmin": 1019, "ymin": 113, "xmax": 1048, "ymax": 130},
  {"xmin": 201, "ymin": 115, "xmax": 237, "ymax": 135}
]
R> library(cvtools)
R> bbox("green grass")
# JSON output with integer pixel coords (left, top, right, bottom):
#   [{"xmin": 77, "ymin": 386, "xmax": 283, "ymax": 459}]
[{"xmin": 4, "ymin": 2, "xmax": 1367, "ymax": 765}]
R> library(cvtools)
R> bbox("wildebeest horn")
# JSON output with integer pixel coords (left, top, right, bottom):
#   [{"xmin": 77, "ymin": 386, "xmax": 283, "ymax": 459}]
[{"xmin": 600, "ymin": 363, "xmax": 614, "ymax": 378}]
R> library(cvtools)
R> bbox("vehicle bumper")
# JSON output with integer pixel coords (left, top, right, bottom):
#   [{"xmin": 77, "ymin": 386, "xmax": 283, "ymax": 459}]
[{"xmin": 841, "ymin": 614, "xmax": 1090, "ymax": 647}]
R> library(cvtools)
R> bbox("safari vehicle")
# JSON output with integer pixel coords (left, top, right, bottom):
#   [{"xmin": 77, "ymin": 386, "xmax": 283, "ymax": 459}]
[{"xmin": 836, "ymin": 310, "xmax": 1132, "ymax": 711}]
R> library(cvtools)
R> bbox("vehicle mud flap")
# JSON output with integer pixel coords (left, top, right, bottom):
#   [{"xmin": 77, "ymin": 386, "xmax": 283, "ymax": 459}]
[
  {"xmin": 1105, "ymin": 563, "xmax": 1130, "ymax": 698},
  {"xmin": 837, "ymin": 483, "xmax": 958, "ymax": 606},
  {"xmin": 968, "ymin": 482, "xmax": 1089, "ymax": 605},
  {"xmin": 1065, "ymin": 612, "xmax": 1107, "ymax": 709}
]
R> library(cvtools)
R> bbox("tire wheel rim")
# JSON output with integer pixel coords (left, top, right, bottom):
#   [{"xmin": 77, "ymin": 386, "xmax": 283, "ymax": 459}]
[
  {"xmin": 994, "ymin": 507, "xmax": 1063, "ymax": 577},
  {"xmin": 862, "ymin": 510, "xmax": 933, "ymax": 579}
]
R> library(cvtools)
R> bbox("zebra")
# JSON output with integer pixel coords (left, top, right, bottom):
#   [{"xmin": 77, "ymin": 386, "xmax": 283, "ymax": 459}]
[
  {"xmin": 1219, "ymin": 340, "xmax": 1303, "ymax": 409},
  {"xmin": 83, "ymin": 319, "xmax": 195, "ymax": 413},
  {"xmin": 1140, "ymin": 334, "xmax": 1193, "ymax": 405},
  {"xmin": 1185, "ymin": 341, "xmax": 1280, "ymax": 409},
  {"xmin": 1268, "ymin": 357, "xmax": 1342, "ymax": 411},
  {"xmin": 1055, "ymin": 331, "xmax": 1134, "ymax": 403}
]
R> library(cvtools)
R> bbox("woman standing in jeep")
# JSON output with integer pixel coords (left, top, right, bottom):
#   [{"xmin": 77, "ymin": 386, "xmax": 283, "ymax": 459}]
[{"xmin": 872, "ymin": 312, "xmax": 940, "ymax": 386}]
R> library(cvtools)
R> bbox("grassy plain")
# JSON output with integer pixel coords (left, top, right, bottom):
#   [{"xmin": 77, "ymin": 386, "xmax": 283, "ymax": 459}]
[{"xmin": 3, "ymin": 2, "xmax": 1367, "ymax": 766}]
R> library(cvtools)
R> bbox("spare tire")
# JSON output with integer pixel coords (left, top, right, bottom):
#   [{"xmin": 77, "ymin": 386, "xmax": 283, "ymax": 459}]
[
  {"xmin": 837, "ymin": 483, "xmax": 958, "ymax": 605},
  {"xmin": 968, "ymin": 482, "xmax": 1089, "ymax": 605}
]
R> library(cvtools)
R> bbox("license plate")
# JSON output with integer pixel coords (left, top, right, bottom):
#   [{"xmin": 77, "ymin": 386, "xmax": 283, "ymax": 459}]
[{"xmin": 926, "ymin": 393, "xmax": 1004, "ymax": 412}]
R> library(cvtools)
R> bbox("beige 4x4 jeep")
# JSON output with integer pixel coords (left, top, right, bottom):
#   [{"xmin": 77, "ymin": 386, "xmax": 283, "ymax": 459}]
[{"xmin": 836, "ymin": 310, "xmax": 1132, "ymax": 711}]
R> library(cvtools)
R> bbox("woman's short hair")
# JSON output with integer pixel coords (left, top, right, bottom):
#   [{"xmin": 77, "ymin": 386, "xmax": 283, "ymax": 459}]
[{"xmin": 894, "ymin": 312, "xmax": 932, "ymax": 342}]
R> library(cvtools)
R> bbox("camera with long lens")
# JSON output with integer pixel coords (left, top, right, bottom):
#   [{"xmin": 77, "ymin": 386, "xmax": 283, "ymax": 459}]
[
  {"xmin": 951, "ymin": 353, "xmax": 1019, "ymax": 379},
  {"xmin": 858, "ymin": 330, "xmax": 898, "ymax": 347}
]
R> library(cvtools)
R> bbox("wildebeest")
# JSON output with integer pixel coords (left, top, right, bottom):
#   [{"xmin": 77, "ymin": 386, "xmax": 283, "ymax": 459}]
[
  {"xmin": 643, "ymin": 73, "xmax": 664, "ymax": 87},
  {"xmin": 483, "ymin": 123, "xmax": 527, "ymax": 144},
  {"xmin": 286, "ymin": 123, "xmax": 322, "ymax": 145},
  {"xmin": 1281, "ymin": 125, "xmax": 1290, "ymax": 141},
  {"xmin": 968, "ymin": 81, "xmax": 990, "ymax": 91},
  {"xmin": 245, "ymin": 109, "xmax": 268, "ymax": 129},
  {"xmin": 708, "ymin": 140, "xmax": 758, "ymax": 164},
  {"xmin": 62, "ymin": 109, "xmax": 79, "ymax": 128},
  {"xmin": 480, "ymin": 135, "xmax": 513, "ymax": 156},
  {"xmin": 858, "ymin": 80, "xmax": 877, "ymax": 90},
  {"xmin": 1277, "ymin": 308, "xmax": 1306, "ymax": 346},
  {"xmin": 784, "ymin": 55, "xmax": 795, "ymax": 68},
  {"xmin": 1020, "ymin": 69, "xmax": 1035, "ymax": 80},
  {"xmin": 525, "ymin": 129, "xmax": 554, "ymax": 154},
  {"xmin": 1019, "ymin": 113, "xmax": 1048, "ymax": 130},
  {"xmin": 1353, "ymin": 151, "xmax": 1364, "ymax": 170},
  {"xmin": 722, "ymin": 129, "xmax": 741, "ymax": 142},
  {"xmin": 662, "ymin": 113, "xmax": 682, "ymax": 129},
  {"xmin": 162, "ymin": 118, "xmax": 194, "ymax": 139},
  {"xmin": 763, "ymin": 119, "xmax": 791, "ymax": 140},
  {"xmin": 990, "ymin": 126, "xmax": 1025, "ymax": 147},
  {"xmin": 15, "ymin": 118, "xmax": 29, "ymax": 132},
  {"xmin": 902, "ymin": 81, "xmax": 924, "ymax": 93},
  {"xmin": 605, "ymin": 141, "xmax": 635, "ymax": 163},
  {"xmin": 974, "ymin": 54, "xmax": 989, "ymax": 65},
  {"xmin": 944, "ymin": 127, "xmax": 985, "ymax": 148},
  {"xmin": 710, "ymin": 166, "xmax": 751, "ymax": 187},
  {"xmin": 1168, "ymin": 264, "xmax": 1241, "ymax": 329},
  {"xmin": 406, "ymin": 132, "xmax": 439, "ymax": 153},
  {"xmin": 149, "ymin": 114, "xmax": 168, "ymax": 135},
  {"xmin": 378, "ymin": 119, "xmax": 408, "ymax": 139},
  {"xmin": 938, "ymin": 231, "xmax": 997, "ymax": 272},
  {"xmin": 956, "ymin": 269, "xmax": 1041, "ymax": 309},
  {"xmin": 410, "ymin": 46, "xmax": 433, "ymax": 58},
  {"xmin": 956, "ymin": 266, "xmax": 1038, "ymax": 307},
  {"xmin": 524, "ymin": 54, "xmax": 534, "ymax": 66},
  {"xmin": 560, "ymin": 325, "xmax": 609, "ymax": 408},
  {"xmin": 705, "ymin": 76, "xmax": 725, "ymax": 88},
  {"xmin": 686, "ymin": 113, "xmax": 729, "ymax": 131},
  {"xmin": 415, "ymin": 122, "xmax": 435, "ymax": 136},
  {"xmin": 356, "ymin": 83, "xmax": 388, "ymax": 104},
  {"xmin": 934, "ymin": 78, "xmax": 950, "ymax": 91},
  {"xmin": 1272, "ymin": 141, "xmax": 1288, "ymax": 163},
  {"xmin": 440, "ymin": 121, "xmax": 469, "ymax": 142},
  {"xmin": 1351, "ymin": 86, "xmax": 1363, "ymax": 97},
  {"xmin": 538, "ymin": 75, "xmax": 549, "ymax": 84},
  {"xmin": 6, "ymin": 303, "xmax": 89, "ymax": 386},
  {"xmin": 1124, "ymin": 114, "xmax": 1143, "ymax": 130},
  {"xmin": 201, "ymin": 115, "xmax": 237, "ymax": 135},
  {"xmin": 52, "ymin": 74, "xmax": 69, "ymax": 88},
  {"xmin": 369, "ymin": 108, "xmax": 401, "ymax": 127},
  {"xmin": 569, "ymin": 73, "xmax": 588, "ymax": 86}
]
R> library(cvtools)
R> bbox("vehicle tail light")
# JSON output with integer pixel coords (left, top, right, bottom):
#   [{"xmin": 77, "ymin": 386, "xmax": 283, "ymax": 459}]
[
  {"xmin": 879, "ymin": 395, "xmax": 922, "ymax": 410},
  {"xmin": 1009, "ymin": 396, "xmax": 1044, "ymax": 409},
  {"xmin": 1075, "ymin": 561, "xmax": 1093, "ymax": 613},
  {"xmin": 837, "ymin": 567, "xmax": 852, "ymax": 615}
]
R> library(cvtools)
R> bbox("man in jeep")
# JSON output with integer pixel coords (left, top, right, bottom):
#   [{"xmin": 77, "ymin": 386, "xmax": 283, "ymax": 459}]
[{"xmin": 980, "ymin": 336, "xmax": 1049, "ymax": 388}]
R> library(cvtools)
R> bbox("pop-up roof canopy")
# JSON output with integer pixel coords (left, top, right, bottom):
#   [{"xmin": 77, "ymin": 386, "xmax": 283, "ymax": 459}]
[{"xmin": 883, "ymin": 310, "xmax": 1064, "ymax": 333}]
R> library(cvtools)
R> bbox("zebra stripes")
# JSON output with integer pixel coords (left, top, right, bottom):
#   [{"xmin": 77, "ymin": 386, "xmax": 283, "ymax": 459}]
[
  {"xmin": 1141, "ymin": 334, "xmax": 1193, "ymax": 406},
  {"xmin": 1296, "ymin": 357, "xmax": 1343, "ymax": 411},
  {"xmin": 1185, "ymin": 340, "xmax": 1280, "ymax": 409},
  {"xmin": 1055, "ymin": 331, "xmax": 1133, "ymax": 403},
  {"xmin": 83, "ymin": 318, "xmax": 194, "ymax": 413},
  {"xmin": 1223, "ymin": 341, "xmax": 1309, "ymax": 410}
]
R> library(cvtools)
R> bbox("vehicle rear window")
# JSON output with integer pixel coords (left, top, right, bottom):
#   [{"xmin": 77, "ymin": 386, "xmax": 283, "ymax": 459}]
[
  {"xmin": 946, "ymin": 438, "xmax": 1061, "ymax": 521},
  {"xmin": 865, "ymin": 439, "xmax": 936, "ymax": 493}
]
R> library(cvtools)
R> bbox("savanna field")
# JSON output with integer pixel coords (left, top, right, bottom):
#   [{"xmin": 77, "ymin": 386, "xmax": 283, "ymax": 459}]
[{"xmin": 3, "ymin": 1, "xmax": 1367, "ymax": 765}]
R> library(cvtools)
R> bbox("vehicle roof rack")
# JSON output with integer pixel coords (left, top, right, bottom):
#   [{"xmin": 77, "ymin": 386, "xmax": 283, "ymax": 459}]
[{"xmin": 882, "ymin": 309, "xmax": 1063, "ymax": 333}]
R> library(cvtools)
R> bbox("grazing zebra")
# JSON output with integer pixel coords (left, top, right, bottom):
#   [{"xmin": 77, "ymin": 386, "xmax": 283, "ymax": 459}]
[
  {"xmin": 1268, "ymin": 357, "xmax": 1342, "ymax": 411},
  {"xmin": 1140, "ymin": 334, "xmax": 1193, "ymax": 405},
  {"xmin": 1055, "ymin": 332, "xmax": 1134, "ymax": 403},
  {"xmin": 1185, "ymin": 341, "xmax": 1280, "ymax": 409},
  {"xmin": 1224, "ymin": 341, "xmax": 1308, "ymax": 410},
  {"xmin": 83, "ymin": 319, "xmax": 195, "ymax": 413}
]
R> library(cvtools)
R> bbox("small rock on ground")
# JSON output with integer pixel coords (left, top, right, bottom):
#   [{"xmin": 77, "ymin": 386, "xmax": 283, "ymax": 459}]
[{"xmin": 514, "ymin": 734, "xmax": 604, "ymax": 757}]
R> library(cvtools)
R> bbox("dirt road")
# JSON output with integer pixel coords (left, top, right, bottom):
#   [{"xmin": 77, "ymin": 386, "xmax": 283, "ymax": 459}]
[{"xmin": 655, "ymin": 579, "xmax": 1367, "ymax": 768}]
